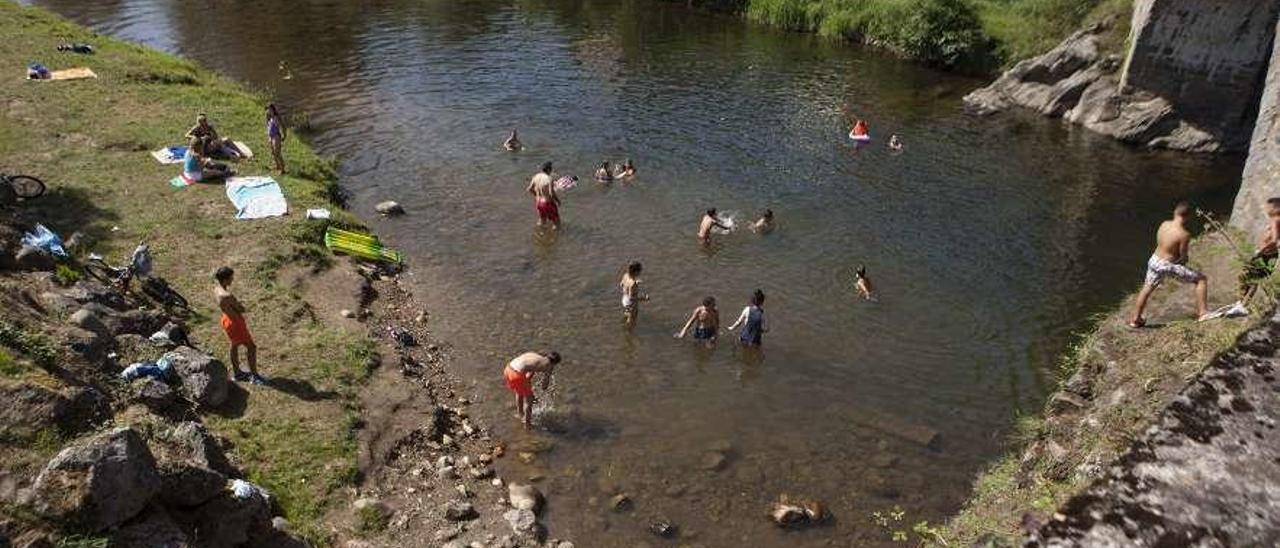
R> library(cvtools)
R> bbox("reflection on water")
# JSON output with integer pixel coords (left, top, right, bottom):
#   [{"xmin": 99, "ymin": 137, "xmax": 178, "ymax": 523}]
[{"xmin": 31, "ymin": 0, "xmax": 1244, "ymax": 545}]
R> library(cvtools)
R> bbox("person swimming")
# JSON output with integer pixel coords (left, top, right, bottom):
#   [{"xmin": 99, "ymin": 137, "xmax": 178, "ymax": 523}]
[
  {"xmin": 675, "ymin": 296, "xmax": 720, "ymax": 347},
  {"xmin": 504, "ymin": 128, "xmax": 523, "ymax": 151},
  {"xmin": 616, "ymin": 158, "xmax": 636, "ymax": 178},
  {"xmin": 595, "ymin": 161, "xmax": 614, "ymax": 182},
  {"xmin": 851, "ymin": 119, "xmax": 869, "ymax": 138},
  {"xmin": 854, "ymin": 265, "xmax": 874, "ymax": 300},
  {"xmin": 888, "ymin": 134, "xmax": 903, "ymax": 153},
  {"xmin": 698, "ymin": 208, "xmax": 730, "ymax": 245},
  {"xmin": 752, "ymin": 209, "xmax": 774, "ymax": 234}
]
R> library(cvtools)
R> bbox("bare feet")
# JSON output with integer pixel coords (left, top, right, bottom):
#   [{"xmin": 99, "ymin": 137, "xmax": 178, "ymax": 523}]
[{"xmin": 1126, "ymin": 318, "xmax": 1146, "ymax": 329}]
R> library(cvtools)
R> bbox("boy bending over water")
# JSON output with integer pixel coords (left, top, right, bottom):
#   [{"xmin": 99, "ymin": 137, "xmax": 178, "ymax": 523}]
[{"xmin": 504, "ymin": 351, "xmax": 561, "ymax": 429}]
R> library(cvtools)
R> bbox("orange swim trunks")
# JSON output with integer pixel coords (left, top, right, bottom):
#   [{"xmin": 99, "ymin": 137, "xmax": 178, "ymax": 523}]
[
  {"xmin": 220, "ymin": 313, "xmax": 255, "ymax": 346},
  {"xmin": 504, "ymin": 366, "xmax": 533, "ymax": 397}
]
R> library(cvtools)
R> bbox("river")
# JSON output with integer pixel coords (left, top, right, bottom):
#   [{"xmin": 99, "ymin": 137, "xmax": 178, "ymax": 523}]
[{"xmin": 28, "ymin": 0, "xmax": 1245, "ymax": 545}]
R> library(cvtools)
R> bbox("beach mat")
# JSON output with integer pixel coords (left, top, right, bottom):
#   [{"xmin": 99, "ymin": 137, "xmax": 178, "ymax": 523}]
[
  {"xmin": 324, "ymin": 227, "xmax": 403, "ymax": 264},
  {"xmin": 225, "ymin": 176, "xmax": 287, "ymax": 219},
  {"xmin": 153, "ymin": 146, "xmax": 187, "ymax": 164},
  {"xmin": 169, "ymin": 175, "xmax": 195, "ymax": 188},
  {"xmin": 42, "ymin": 67, "xmax": 97, "ymax": 81}
]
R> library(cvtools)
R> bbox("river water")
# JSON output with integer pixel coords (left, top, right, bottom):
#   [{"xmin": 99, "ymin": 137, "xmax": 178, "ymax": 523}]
[{"xmin": 30, "ymin": 0, "xmax": 1245, "ymax": 545}]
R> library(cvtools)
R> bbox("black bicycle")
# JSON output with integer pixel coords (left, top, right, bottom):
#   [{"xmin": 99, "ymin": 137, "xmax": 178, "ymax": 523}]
[
  {"xmin": 84, "ymin": 250, "xmax": 190, "ymax": 310},
  {"xmin": 1, "ymin": 173, "xmax": 46, "ymax": 200}
]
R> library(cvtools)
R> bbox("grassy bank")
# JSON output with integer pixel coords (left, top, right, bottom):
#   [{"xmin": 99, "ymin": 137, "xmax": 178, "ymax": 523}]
[
  {"xmin": 0, "ymin": 2, "xmax": 368, "ymax": 543},
  {"xmin": 938, "ymin": 236, "xmax": 1270, "ymax": 545},
  {"xmin": 740, "ymin": 0, "xmax": 1132, "ymax": 68}
]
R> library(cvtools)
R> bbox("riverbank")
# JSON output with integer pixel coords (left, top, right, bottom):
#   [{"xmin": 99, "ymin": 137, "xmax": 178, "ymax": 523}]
[
  {"xmin": 683, "ymin": 0, "xmax": 1132, "ymax": 69},
  {"xmin": 938, "ymin": 235, "xmax": 1272, "ymax": 545},
  {"xmin": 0, "ymin": 3, "xmax": 542, "ymax": 546}
]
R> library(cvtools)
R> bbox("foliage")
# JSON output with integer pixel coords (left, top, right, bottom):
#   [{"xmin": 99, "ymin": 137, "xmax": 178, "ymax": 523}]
[
  {"xmin": 0, "ymin": 321, "xmax": 58, "ymax": 369},
  {"xmin": 0, "ymin": 348, "xmax": 20, "ymax": 377},
  {"xmin": 54, "ymin": 263, "xmax": 81, "ymax": 286},
  {"xmin": 56, "ymin": 535, "xmax": 110, "ymax": 548},
  {"xmin": 355, "ymin": 504, "xmax": 389, "ymax": 533}
]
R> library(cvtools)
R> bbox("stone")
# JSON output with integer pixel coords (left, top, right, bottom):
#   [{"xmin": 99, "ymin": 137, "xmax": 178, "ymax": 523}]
[
  {"xmin": 28, "ymin": 427, "xmax": 161, "ymax": 531},
  {"xmin": 507, "ymin": 483, "xmax": 543, "ymax": 513},
  {"xmin": 340, "ymin": 309, "xmax": 356, "ymax": 319},
  {"xmin": 0, "ymin": 382, "xmax": 107, "ymax": 440},
  {"xmin": 158, "ymin": 460, "xmax": 226, "ymax": 507},
  {"xmin": 272, "ymin": 516, "xmax": 292, "ymax": 532},
  {"xmin": 163, "ymin": 346, "xmax": 229, "ymax": 408},
  {"xmin": 14, "ymin": 246, "xmax": 55, "ymax": 272},
  {"xmin": 609, "ymin": 493, "xmax": 632, "ymax": 512},
  {"xmin": 470, "ymin": 466, "xmax": 495, "ymax": 480},
  {"xmin": 441, "ymin": 542, "xmax": 465, "ymax": 548},
  {"xmin": 698, "ymin": 451, "xmax": 727, "ymax": 471},
  {"xmin": 503, "ymin": 508, "xmax": 537, "ymax": 536},
  {"xmin": 437, "ymin": 465, "xmax": 458, "ymax": 480},
  {"xmin": 109, "ymin": 507, "xmax": 188, "ymax": 548},
  {"xmin": 443, "ymin": 500, "xmax": 478, "ymax": 521},
  {"xmin": 187, "ymin": 489, "xmax": 275, "ymax": 548},
  {"xmin": 375, "ymin": 201, "xmax": 405, "ymax": 215},
  {"xmin": 131, "ymin": 378, "xmax": 178, "ymax": 412},
  {"xmin": 769, "ymin": 498, "xmax": 830, "ymax": 528},
  {"xmin": 61, "ymin": 326, "xmax": 109, "ymax": 363},
  {"xmin": 168, "ymin": 421, "xmax": 236, "ymax": 475},
  {"xmin": 353, "ymin": 497, "xmax": 392, "ymax": 523},
  {"xmin": 1048, "ymin": 392, "xmax": 1088, "ymax": 414},
  {"xmin": 69, "ymin": 307, "xmax": 110, "ymax": 337}
]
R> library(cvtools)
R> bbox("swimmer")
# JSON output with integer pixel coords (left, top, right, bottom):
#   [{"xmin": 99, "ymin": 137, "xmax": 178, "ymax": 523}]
[
  {"xmin": 616, "ymin": 158, "xmax": 636, "ymax": 178},
  {"xmin": 854, "ymin": 265, "xmax": 874, "ymax": 300},
  {"xmin": 595, "ymin": 161, "xmax": 614, "ymax": 182},
  {"xmin": 698, "ymin": 208, "xmax": 730, "ymax": 245},
  {"xmin": 752, "ymin": 209, "xmax": 774, "ymax": 234},
  {"xmin": 503, "ymin": 351, "xmax": 561, "ymax": 429},
  {"xmin": 504, "ymin": 128, "xmax": 523, "ymax": 151},
  {"xmin": 620, "ymin": 261, "xmax": 648, "ymax": 327},
  {"xmin": 527, "ymin": 161, "xmax": 560, "ymax": 229},
  {"xmin": 888, "ymin": 134, "xmax": 903, "ymax": 152},
  {"xmin": 851, "ymin": 119, "xmax": 869, "ymax": 138},
  {"xmin": 675, "ymin": 296, "xmax": 720, "ymax": 347}
]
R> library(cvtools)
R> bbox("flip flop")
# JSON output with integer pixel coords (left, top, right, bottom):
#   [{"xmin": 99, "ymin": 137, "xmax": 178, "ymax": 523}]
[{"xmin": 1126, "ymin": 318, "xmax": 1146, "ymax": 329}]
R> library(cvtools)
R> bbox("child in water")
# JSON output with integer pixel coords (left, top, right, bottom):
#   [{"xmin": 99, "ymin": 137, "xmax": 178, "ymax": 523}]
[
  {"xmin": 616, "ymin": 158, "xmax": 636, "ymax": 178},
  {"xmin": 888, "ymin": 134, "xmax": 903, "ymax": 153},
  {"xmin": 854, "ymin": 265, "xmax": 874, "ymax": 300},
  {"xmin": 504, "ymin": 128, "xmax": 523, "ymax": 151},
  {"xmin": 727, "ymin": 289, "xmax": 767, "ymax": 347},
  {"xmin": 752, "ymin": 209, "xmax": 774, "ymax": 234},
  {"xmin": 675, "ymin": 296, "xmax": 720, "ymax": 347},
  {"xmin": 595, "ymin": 161, "xmax": 614, "ymax": 182}
]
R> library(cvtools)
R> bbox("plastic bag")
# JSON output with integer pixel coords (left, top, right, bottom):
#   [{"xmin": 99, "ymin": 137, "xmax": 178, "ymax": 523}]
[{"xmin": 20, "ymin": 224, "xmax": 67, "ymax": 258}]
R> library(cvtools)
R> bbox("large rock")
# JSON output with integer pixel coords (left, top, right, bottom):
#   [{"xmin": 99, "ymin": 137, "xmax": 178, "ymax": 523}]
[
  {"xmin": 179, "ymin": 488, "xmax": 275, "ymax": 548},
  {"xmin": 165, "ymin": 422, "xmax": 237, "ymax": 476},
  {"xmin": 0, "ymin": 382, "xmax": 108, "ymax": 440},
  {"xmin": 61, "ymin": 326, "xmax": 109, "ymax": 363},
  {"xmin": 130, "ymin": 378, "xmax": 178, "ymax": 413},
  {"xmin": 443, "ymin": 500, "xmax": 478, "ymax": 521},
  {"xmin": 163, "ymin": 347, "xmax": 229, "ymax": 409},
  {"xmin": 963, "ymin": 27, "xmax": 1102, "ymax": 116},
  {"xmin": 28, "ymin": 427, "xmax": 161, "ymax": 531},
  {"xmin": 503, "ymin": 508, "xmax": 540, "ymax": 539},
  {"xmin": 64, "ymin": 280, "xmax": 127, "ymax": 310},
  {"xmin": 507, "ymin": 483, "xmax": 543, "ymax": 513},
  {"xmin": 13, "ymin": 246, "xmax": 55, "ymax": 272},
  {"xmin": 110, "ymin": 506, "xmax": 190, "ymax": 548},
  {"xmin": 69, "ymin": 308, "xmax": 110, "ymax": 337},
  {"xmin": 1232, "ymin": 5, "xmax": 1280, "ymax": 237}
]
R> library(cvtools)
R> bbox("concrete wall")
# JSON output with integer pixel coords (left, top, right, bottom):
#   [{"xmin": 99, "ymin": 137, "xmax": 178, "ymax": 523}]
[
  {"xmin": 1232, "ymin": 15, "xmax": 1280, "ymax": 237},
  {"xmin": 1122, "ymin": 0, "xmax": 1280, "ymax": 151}
]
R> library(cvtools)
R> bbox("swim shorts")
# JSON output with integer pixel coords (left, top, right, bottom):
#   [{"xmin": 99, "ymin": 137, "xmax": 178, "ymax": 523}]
[
  {"xmin": 536, "ymin": 198, "xmax": 560, "ymax": 225},
  {"xmin": 220, "ymin": 313, "xmax": 254, "ymax": 346},
  {"xmin": 1144, "ymin": 254, "xmax": 1204, "ymax": 288},
  {"xmin": 504, "ymin": 366, "xmax": 533, "ymax": 397},
  {"xmin": 693, "ymin": 326, "xmax": 715, "ymax": 340}
]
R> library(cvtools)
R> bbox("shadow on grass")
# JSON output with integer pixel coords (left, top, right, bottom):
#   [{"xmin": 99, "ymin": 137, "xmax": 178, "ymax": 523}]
[
  {"xmin": 8, "ymin": 186, "xmax": 119, "ymax": 248},
  {"xmin": 267, "ymin": 376, "xmax": 339, "ymax": 402},
  {"xmin": 211, "ymin": 382, "xmax": 249, "ymax": 419}
]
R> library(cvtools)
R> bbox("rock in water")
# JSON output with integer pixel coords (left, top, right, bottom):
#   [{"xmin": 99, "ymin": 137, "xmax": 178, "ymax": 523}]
[
  {"xmin": 163, "ymin": 346, "xmax": 229, "ymax": 408},
  {"xmin": 503, "ymin": 508, "xmax": 539, "ymax": 538},
  {"xmin": 507, "ymin": 483, "xmax": 543, "ymax": 513},
  {"xmin": 375, "ymin": 201, "xmax": 405, "ymax": 215},
  {"xmin": 769, "ymin": 497, "xmax": 830, "ymax": 528},
  {"xmin": 29, "ymin": 427, "xmax": 162, "ymax": 531},
  {"xmin": 698, "ymin": 451, "xmax": 727, "ymax": 471}
]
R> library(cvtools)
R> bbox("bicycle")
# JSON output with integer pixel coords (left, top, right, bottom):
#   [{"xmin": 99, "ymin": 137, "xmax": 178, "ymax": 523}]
[
  {"xmin": 83, "ymin": 245, "xmax": 190, "ymax": 310},
  {"xmin": 1, "ymin": 172, "xmax": 46, "ymax": 200}
]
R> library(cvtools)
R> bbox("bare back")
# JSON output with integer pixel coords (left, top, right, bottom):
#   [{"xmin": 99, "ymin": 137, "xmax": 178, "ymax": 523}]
[
  {"xmin": 215, "ymin": 284, "xmax": 243, "ymax": 317},
  {"xmin": 1153, "ymin": 219, "xmax": 1190, "ymax": 262},
  {"xmin": 528, "ymin": 173, "xmax": 556, "ymax": 201}
]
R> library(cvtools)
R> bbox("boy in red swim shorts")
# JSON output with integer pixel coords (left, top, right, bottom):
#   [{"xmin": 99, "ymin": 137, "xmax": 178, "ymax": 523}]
[
  {"xmin": 215, "ymin": 266, "xmax": 264, "ymax": 385},
  {"xmin": 503, "ymin": 351, "xmax": 561, "ymax": 429},
  {"xmin": 526, "ymin": 161, "xmax": 561, "ymax": 229}
]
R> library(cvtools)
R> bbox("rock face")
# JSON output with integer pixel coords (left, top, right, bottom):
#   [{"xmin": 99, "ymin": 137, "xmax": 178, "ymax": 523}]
[
  {"xmin": 29, "ymin": 427, "xmax": 162, "ymax": 531},
  {"xmin": 1027, "ymin": 309, "xmax": 1280, "ymax": 546},
  {"xmin": 163, "ymin": 346, "xmax": 229, "ymax": 409},
  {"xmin": 966, "ymin": 0, "xmax": 1280, "ymax": 154},
  {"xmin": 1232, "ymin": 12, "xmax": 1280, "ymax": 237}
]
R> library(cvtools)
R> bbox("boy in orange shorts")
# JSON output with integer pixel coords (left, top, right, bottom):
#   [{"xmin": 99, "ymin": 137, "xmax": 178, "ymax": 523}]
[
  {"xmin": 215, "ymin": 266, "xmax": 264, "ymax": 385},
  {"xmin": 503, "ymin": 351, "xmax": 561, "ymax": 429}
]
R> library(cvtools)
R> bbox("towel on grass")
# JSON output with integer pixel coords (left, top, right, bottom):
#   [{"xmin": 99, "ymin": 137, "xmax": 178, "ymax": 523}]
[
  {"xmin": 37, "ymin": 67, "xmax": 97, "ymax": 81},
  {"xmin": 226, "ymin": 176, "xmax": 287, "ymax": 219},
  {"xmin": 152, "ymin": 145, "xmax": 188, "ymax": 164}
]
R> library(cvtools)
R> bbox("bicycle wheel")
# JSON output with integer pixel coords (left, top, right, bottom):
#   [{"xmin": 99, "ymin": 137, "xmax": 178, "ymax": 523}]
[
  {"xmin": 8, "ymin": 175, "xmax": 46, "ymax": 199},
  {"xmin": 143, "ymin": 277, "xmax": 190, "ymax": 309}
]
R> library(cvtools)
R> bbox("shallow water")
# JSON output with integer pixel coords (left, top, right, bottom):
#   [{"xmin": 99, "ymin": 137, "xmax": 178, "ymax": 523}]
[{"xmin": 32, "ymin": 0, "xmax": 1246, "ymax": 544}]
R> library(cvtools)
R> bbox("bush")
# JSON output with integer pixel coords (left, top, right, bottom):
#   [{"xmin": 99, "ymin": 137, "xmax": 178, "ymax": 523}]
[{"xmin": 54, "ymin": 263, "xmax": 81, "ymax": 286}]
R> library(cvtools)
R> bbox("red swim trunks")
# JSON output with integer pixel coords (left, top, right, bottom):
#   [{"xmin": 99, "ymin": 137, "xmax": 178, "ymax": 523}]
[
  {"xmin": 504, "ymin": 366, "xmax": 533, "ymax": 397},
  {"xmin": 535, "ymin": 197, "xmax": 559, "ymax": 225},
  {"xmin": 220, "ymin": 313, "xmax": 254, "ymax": 346}
]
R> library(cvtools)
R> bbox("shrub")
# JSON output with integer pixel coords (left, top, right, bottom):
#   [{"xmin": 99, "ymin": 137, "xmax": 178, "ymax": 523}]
[{"xmin": 54, "ymin": 263, "xmax": 81, "ymax": 286}]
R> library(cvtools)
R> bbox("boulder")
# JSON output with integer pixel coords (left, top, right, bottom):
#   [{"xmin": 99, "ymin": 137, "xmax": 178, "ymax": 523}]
[
  {"xmin": 166, "ymin": 422, "xmax": 237, "ymax": 476},
  {"xmin": 130, "ymin": 378, "xmax": 178, "ymax": 413},
  {"xmin": 61, "ymin": 326, "xmax": 109, "ymax": 363},
  {"xmin": 110, "ymin": 506, "xmax": 189, "ymax": 548},
  {"xmin": 163, "ymin": 347, "xmax": 229, "ymax": 409},
  {"xmin": 13, "ymin": 246, "xmax": 55, "ymax": 272},
  {"xmin": 507, "ymin": 483, "xmax": 543, "ymax": 513},
  {"xmin": 0, "ymin": 382, "xmax": 108, "ymax": 440},
  {"xmin": 180, "ymin": 488, "xmax": 274, "ymax": 548},
  {"xmin": 443, "ymin": 500, "xmax": 478, "ymax": 521},
  {"xmin": 353, "ymin": 497, "xmax": 392, "ymax": 524},
  {"xmin": 375, "ymin": 201, "xmax": 404, "ymax": 215},
  {"xmin": 29, "ymin": 427, "xmax": 162, "ymax": 531},
  {"xmin": 69, "ymin": 308, "xmax": 110, "ymax": 337},
  {"xmin": 157, "ymin": 462, "xmax": 226, "ymax": 508},
  {"xmin": 503, "ymin": 508, "xmax": 539, "ymax": 538},
  {"xmin": 113, "ymin": 309, "xmax": 170, "ymax": 337}
]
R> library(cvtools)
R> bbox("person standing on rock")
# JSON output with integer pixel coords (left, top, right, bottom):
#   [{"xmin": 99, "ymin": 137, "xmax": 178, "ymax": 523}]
[
  {"xmin": 215, "ymin": 266, "xmax": 264, "ymax": 385},
  {"xmin": 527, "ymin": 162, "xmax": 560, "ymax": 229},
  {"xmin": 504, "ymin": 351, "xmax": 561, "ymax": 429},
  {"xmin": 727, "ymin": 289, "xmax": 768, "ymax": 346},
  {"xmin": 1128, "ymin": 202, "xmax": 1210, "ymax": 328}
]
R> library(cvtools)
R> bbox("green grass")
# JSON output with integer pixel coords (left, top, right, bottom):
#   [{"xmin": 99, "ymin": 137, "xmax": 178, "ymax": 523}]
[
  {"xmin": 0, "ymin": 3, "xmax": 377, "ymax": 543},
  {"xmin": 743, "ymin": 0, "xmax": 1133, "ymax": 68}
]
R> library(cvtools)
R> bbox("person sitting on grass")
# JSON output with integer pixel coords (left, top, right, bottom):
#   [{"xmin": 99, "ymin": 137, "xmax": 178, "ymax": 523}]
[
  {"xmin": 215, "ymin": 266, "xmax": 265, "ymax": 385},
  {"xmin": 182, "ymin": 138, "xmax": 234, "ymax": 182},
  {"xmin": 185, "ymin": 113, "xmax": 241, "ymax": 159}
]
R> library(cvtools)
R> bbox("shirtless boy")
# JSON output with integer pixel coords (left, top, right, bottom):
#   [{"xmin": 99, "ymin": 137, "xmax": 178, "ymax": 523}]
[
  {"xmin": 620, "ymin": 262, "xmax": 648, "ymax": 327},
  {"xmin": 675, "ymin": 296, "xmax": 720, "ymax": 347},
  {"xmin": 752, "ymin": 209, "xmax": 774, "ymax": 234},
  {"xmin": 854, "ymin": 265, "xmax": 873, "ymax": 300},
  {"xmin": 1235, "ymin": 197, "xmax": 1280, "ymax": 311},
  {"xmin": 698, "ymin": 208, "xmax": 729, "ymax": 245},
  {"xmin": 503, "ymin": 351, "xmax": 561, "ymax": 429},
  {"xmin": 1128, "ymin": 202, "xmax": 1209, "ymax": 328},
  {"xmin": 215, "ymin": 267, "xmax": 264, "ymax": 384},
  {"xmin": 527, "ymin": 162, "xmax": 560, "ymax": 229}
]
